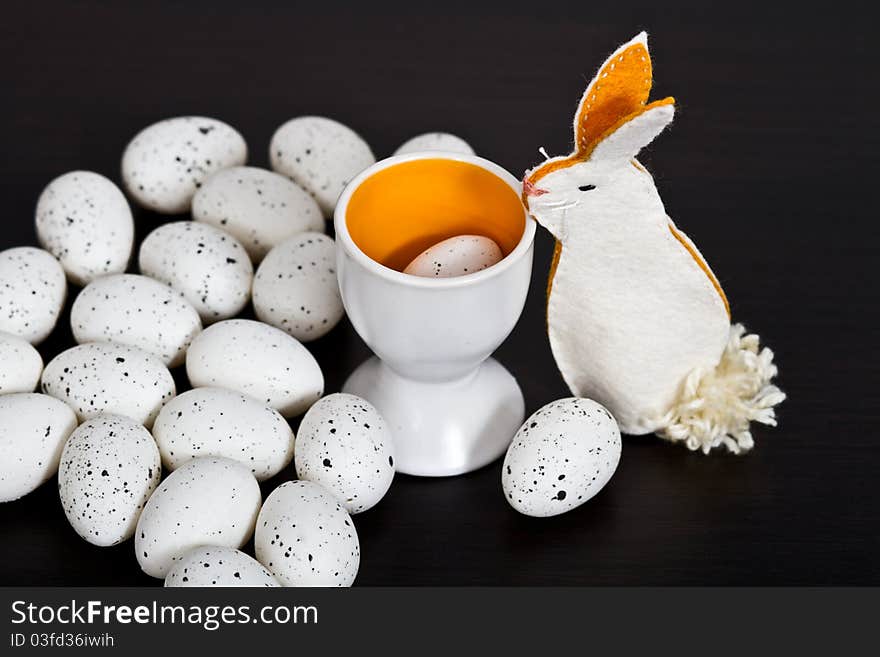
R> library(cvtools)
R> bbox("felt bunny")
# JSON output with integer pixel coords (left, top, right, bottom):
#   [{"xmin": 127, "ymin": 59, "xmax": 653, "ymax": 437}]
[{"xmin": 522, "ymin": 32, "xmax": 784, "ymax": 453}]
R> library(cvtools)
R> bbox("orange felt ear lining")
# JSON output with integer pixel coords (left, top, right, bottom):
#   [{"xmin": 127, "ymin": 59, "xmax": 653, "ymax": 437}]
[
  {"xmin": 574, "ymin": 41, "xmax": 652, "ymax": 158},
  {"xmin": 346, "ymin": 159, "xmax": 525, "ymax": 272}
]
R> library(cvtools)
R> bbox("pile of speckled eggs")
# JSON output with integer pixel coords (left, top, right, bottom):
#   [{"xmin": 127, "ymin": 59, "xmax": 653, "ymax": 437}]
[{"xmin": 0, "ymin": 116, "xmax": 622, "ymax": 587}]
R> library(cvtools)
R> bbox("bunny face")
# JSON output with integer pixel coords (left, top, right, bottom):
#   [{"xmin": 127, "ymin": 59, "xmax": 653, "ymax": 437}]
[{"xmin": 524, "ymin": 156, "xmax": 660, "ymax": 240}]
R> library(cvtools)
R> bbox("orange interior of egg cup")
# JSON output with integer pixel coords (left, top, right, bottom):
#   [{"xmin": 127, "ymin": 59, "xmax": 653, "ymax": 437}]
[{"xmin": 345, "ymin": 158, "xmax": 526, "ymax": 273}]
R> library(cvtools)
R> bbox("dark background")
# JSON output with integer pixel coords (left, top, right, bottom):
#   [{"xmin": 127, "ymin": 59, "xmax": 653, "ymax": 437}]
[{"xmin": 0, "ymin": 1, "xmax": 876, "ymax": 585}]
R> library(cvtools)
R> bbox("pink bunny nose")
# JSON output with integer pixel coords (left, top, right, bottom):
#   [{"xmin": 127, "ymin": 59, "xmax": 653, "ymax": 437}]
[{"xmin": 522, "ymin": 178, "xmax": 548, "ymax": 197}]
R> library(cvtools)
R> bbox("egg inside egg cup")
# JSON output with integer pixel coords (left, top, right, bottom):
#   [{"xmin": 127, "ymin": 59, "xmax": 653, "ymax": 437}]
[{"xmin": 335, "ymin": 152, "xmax": 536, "ymax": 476}]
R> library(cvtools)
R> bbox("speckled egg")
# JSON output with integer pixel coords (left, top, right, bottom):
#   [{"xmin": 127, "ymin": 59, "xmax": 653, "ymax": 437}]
[
  {"xmin": 70, "ymin": 274, "xmax": 202, "ymax": 367},
  {"xmin": 0, "ymin": 393, "xmax": 78, "ymax": 503},
  {"xmin": 192, "ymin": 166, "xmax": 324, "ymax": 262},
  {"xmin": 255, "ymin": 480, "xmax": 359, "ymax": 587},
  {"xmin": 135, "ymin": 456, "xmax": 261, "ymax": 578},
  {"xmin": 252, "ymin": 232, "xmax": 343, "ymax": 342},
  {"xmin": 295, "ymin": 393, "xmax": 394, "ymax": 514},
  {"xmin": 186, "ymin": 319, "xmax": 323, "ymax": 418},
  {"xmin": 403, "ymin": 235, "xmax": 503, "ymax": 278},
  {"xmin": 121, "ymin": 116, "xmax": 247, "ymax": 214},
  {"xmin": 138, "ymin": 221, "xmax": 253, "ymax": 323},
  {"xmin": 502, "ymin": 398, "xmax": 622, "ymax": 518},
  {"xmin": 164, "ymin": 546, "xmax": 281, "ymax": 587},
  {"xmin": 41, "ymin": 343, "xmax": 175, "ymax": 427},
  {"xmin": 35, "ymin": 171, "xmax": 134, "ymax": 286},
  {"xmin": 152, "ymin": 387, "xmax": 294, "ymax": 481},
  {"xmin": 269, "ymin": 116, "xmax": 375, "ymax": 217},
  {"xmin": 0, "ymin": 246, "xmax": 66, "ymax": 344},
  {"xmin": 58, "ymin": 414, "xmax": 161, "ymax": 546},
  {"xmin": 0, "ymin": 331, "xmax": 43, "ymax": 394},
  {"xmin": 393, "ymin": 132, "xmax": 474, "ymax": 156}
]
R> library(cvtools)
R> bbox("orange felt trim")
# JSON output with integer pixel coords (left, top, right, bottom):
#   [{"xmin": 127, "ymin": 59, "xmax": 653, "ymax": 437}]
[
  {"xmin": 574, "ymin": 41, "xmax": 652, "ymax": 157},
  {"xmin": 667, "ymin": 222, "xmax": 730, "ymax": 317},
  {"xmin": 346, "ymin": 158, "xmax": 525, "ymax": 272},
  {"xmin": 547, "ymin": 239, "xmax": 562, "ymax": 299},
  {"xmin": 631, "ymin": 159, "xmax": 647, "ymax": 173},
  {"xmin": 527, "ymin": 154, "xmax": 581, "ymax": 185}
]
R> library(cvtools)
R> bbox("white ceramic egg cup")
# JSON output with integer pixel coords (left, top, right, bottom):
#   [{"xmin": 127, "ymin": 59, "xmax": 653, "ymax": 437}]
[{"xmin": 335, "ymin": 152, "xmax": 536, "ymax": 477}]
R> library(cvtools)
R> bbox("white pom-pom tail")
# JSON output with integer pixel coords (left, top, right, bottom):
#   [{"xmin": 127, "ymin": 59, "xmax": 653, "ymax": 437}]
[{"xmin": 656, "ymin": 324, "xmax": 785, "ymax": 454}]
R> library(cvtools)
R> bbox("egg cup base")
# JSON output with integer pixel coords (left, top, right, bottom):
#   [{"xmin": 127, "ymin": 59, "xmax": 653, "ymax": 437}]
[{"xmin": 342, "ymin": 355, "xmax": 524, "ymax": 477}]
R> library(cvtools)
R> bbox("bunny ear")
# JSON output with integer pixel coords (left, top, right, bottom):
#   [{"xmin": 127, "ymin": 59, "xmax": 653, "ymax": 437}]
[
  {"xmin": 573, "ymin": 32, "xmax": 655, "ymax": 158},
  {"xmin": 526, "ymin": 33, "xmax": 674, "ymax": 186},
  {"xmin": 589, "ymin": 100, "xmax": 675, "ymax": 161}
]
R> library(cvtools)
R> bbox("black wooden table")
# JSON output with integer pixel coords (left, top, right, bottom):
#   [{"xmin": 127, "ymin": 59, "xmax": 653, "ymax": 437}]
[{"xmin": 1, "ymin": 0, "xmax": 876, "ymax": 585}]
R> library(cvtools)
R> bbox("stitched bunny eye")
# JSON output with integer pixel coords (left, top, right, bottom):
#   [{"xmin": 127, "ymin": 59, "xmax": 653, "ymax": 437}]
[{"xmin": 578, "ymin": 184, "xmax": 596, "ymax": 192}]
